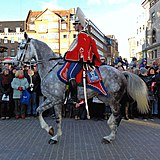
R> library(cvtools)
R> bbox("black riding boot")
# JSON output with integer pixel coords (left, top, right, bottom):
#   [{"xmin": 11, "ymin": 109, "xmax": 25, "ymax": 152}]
[{"xmin": 69, "ymin": 79, "xmax": 78, "ymax": 104}]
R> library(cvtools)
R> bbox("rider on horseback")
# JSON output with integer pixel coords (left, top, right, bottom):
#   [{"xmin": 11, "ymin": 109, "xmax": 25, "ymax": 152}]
[{"xmin": 64, "ymin": 14, "xmax": 101, "ymax": 105}]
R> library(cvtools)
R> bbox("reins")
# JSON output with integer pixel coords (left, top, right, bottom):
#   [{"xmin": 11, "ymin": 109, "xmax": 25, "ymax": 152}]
[
  {"xmin": 16, "ymin": 57, "xmax": 63, "ymax": 66},
  {"xmin": 42, "ymin": 60, "xmax": 64, "ymax": 81}
]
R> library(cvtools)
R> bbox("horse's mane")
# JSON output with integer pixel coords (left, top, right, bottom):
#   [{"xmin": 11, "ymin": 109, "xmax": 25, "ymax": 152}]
[{"xmin": 32, "ymin": 39, "xmax": 58, "ymax": 60}]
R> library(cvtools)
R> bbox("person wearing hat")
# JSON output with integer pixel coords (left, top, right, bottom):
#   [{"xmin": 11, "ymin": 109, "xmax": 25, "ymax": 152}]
[
  {"xmin": 11, "ymin": 69, "xmax": 29, "ymax": 119},
  {"xmin": 100, "ymin": 56, "xmax": 107, "ymax": 66},
  {"xmin": 139, "ymin": 58, "xmax": 147, "ymax": 69},
  {"xmin": 63, "ymin": 17, "xmax": 101, "ymax": 105},
  {"xmin": 129, "ymin": 57, "xmax": 137, "ymax": 68},
  {"xmin": 0, "ymin": 66, "xmax": 13, "ymax": 120}
]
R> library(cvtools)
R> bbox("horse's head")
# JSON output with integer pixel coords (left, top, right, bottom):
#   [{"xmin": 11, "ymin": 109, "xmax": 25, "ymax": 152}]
[{"xmin": 16, "ymin": 33, "xmax": 35, "ymax": 65}]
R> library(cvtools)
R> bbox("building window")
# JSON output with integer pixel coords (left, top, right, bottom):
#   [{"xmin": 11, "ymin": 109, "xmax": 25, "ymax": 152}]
[
  {"xmin": 18, "ymin": 37, "xmax": 22, "ymax": 43},
  {"xmin": 4, "ymin": 37, "xmax": 8, "ymax": 43},
  {"xmin": 11, "ymin": 37, "xmax": 14, "ymax": 43},
  {"xmin": 151, "ymin": 51, "xmax": 154, "ymax": 59},
  {"xmin": 137, "ymin": 41, "xmax": 139, "ymax": 46},
  {"xmin": 48, "ymin": 33, "xmax": 59, "ymax": 39},
  {"xmin": 48, "ymin": 22, "xmax": 58, "ymax": 29},
  {"xmin": 29, "ymin": 24, "xmax": 35, "ymax": 30},
  {"xmin": 154, "ymin": 49, "xmax": 157, "ymax": 58},
  {"xmin": 151, "ymin": 11, "xmax": 156, "ymax": 23},
  {"xmin": 38, "ymin": 24, "xmax": 47, "ymax": 32},
  {"xmin": 73, "ymin": 34, "xmax": 77, "ymax": 38},
  {"xmin": 61, "ymin": 23, "xmax": 67, "ymax": 29},
  {"xmin": 16, "ymin": 27, "xmax": 20, "ymax": 33},
  {"xmin": 52, "ymin": 22, "xmax": 59, "ymax": 29},
  {"xmin": 63, "ymin": 34, "xmax": 67, "ymax": 38},
  {"xmin": 143, "ymin": 25, "xmax": 145, "ymax": 30},
  {"xmin": 150, "ymin": 0, "xmax": 157, "ymax": 8},
  {"xmin": 140, "ymin": 39, "xmax": 142, "ymax": 45},
  {"xmin": 152, "ymin": 29, "xmax": 156, "ymax": 43},
  {"xmin": 70, "ymin": 14, "xmax": 74, "ymax": 21},
  {"xmin": 4, "ymin": 51, "xmax": 8, "ymax": 57},
  {"xmin": 11, "ymin": 49, "xmax": 15, "ymax": 56},
  {"xmin": 4, "ymin": 28, "xmax": 8, "ymax": 33}
]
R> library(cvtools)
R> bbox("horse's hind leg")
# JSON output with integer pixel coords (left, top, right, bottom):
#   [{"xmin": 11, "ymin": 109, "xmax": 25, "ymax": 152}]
[{"xmin": 102, "ymin": 103, "xmax": 122, "ymax": 144}]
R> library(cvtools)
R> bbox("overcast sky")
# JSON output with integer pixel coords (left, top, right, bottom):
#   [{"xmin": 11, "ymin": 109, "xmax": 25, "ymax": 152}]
[{"xmin": 0, "ymin": 0, "xmax": 142, "ymax": 60}]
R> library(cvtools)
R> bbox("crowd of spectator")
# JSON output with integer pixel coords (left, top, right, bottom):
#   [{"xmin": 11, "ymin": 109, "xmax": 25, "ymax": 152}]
[
  {"xmin": 112, "ymin": 56, "xmax": 160, "ymax": 121},
  {"xmin": 69, "ymin": 56, "xmax": 160, "ymax": 121},
  {"xmin": 0, "ymin": 56, "xmax": 159, "ymax": 122},
  {"xmin": 0, "ymin": 63, "xmax": 45, "ymax": 120}
]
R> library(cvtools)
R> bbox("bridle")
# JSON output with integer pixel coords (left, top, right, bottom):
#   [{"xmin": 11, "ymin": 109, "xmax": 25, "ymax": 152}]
[
  {"xmin": 17, "ymin": 38, "xmax": 31, "ymax": 66},
  {"xmin": 17, "ymin": 37, "xmax": 64, "ymax": 82}
]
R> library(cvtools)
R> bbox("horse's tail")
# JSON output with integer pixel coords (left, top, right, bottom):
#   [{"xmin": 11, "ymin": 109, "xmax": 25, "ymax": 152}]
[{"xmin": 122, "ymin": 71, "xmax": 149, "ymax": 114}]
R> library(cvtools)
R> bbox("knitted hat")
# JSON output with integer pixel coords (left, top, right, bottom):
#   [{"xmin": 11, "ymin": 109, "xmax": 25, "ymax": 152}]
[
  {"xmin": 100, "ymin": 56, "xmax": 105, "ymax": 60},
  {"xmin": 2, "ymin": 66, "xmax": 9, "ymax": 73},
  {"xmin": 140, "ymin": 67, "xmax": 147, "ymax": 74},
  {"xmin": 132, "ymin": 57, "xmax": 137, "ymax": 61}
]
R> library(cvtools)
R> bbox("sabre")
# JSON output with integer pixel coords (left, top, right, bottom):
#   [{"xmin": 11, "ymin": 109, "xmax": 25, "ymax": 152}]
[{"xmin": 83, "ymin": 67, "xmax": 90, "ymax": 119}]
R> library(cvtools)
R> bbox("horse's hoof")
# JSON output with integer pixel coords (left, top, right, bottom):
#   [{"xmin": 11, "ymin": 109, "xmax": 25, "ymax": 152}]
[
  {"xmin": 48, "ymin": 127, "xmax": 54, "ymax": 136},
  {"xmin": 101, "ymin": 138, "xmax": 111, "ymax": 144},
  {"xmin": 48, "ymin": 139, "xmax": 58, "ymax": 144}
]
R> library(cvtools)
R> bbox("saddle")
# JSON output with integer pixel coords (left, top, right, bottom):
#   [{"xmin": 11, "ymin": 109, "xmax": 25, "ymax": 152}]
[{"xmin": 57, "ymin": 62, "xmax": 108, "ymax": 96}]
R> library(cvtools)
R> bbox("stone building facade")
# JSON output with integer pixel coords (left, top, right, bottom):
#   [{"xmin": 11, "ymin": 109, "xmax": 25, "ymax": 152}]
[
  {"xmin": 142, "ymin": 0, "xmax": 160, "ymax": 64},
  {"xmin": 0, "ymin": 21, "xmax": 25, "ymax": 60},
  {"xmin": 26, "ymin": 8, "xmax": 110, "ymax": 58}
]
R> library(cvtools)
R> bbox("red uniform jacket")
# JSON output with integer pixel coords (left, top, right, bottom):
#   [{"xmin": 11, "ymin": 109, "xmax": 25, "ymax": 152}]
[{"xmin": 64, "ymin": 31, "xmax": 101, "ymax": 67}]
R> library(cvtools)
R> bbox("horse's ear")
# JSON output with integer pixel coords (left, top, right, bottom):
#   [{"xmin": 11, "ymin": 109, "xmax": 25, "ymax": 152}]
[{"xmin": 24, "ymin": 32, "xmax": 28, "ymax": 40}]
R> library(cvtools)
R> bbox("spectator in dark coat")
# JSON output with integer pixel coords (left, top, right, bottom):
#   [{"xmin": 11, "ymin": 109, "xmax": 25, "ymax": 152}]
[
  {"xmin": 139, "ymin": 67, "xmax": 154, "ymax": 120},
  {"xmin": 0, "ymin": 66, "xmax": 13, "ymax": 119},
  {"xmin": 25, "ymin": 64, "xmax": 41, "ymax": 117}
]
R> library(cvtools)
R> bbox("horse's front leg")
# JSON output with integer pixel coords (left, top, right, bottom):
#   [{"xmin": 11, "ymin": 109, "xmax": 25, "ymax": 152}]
[
  {"xmin": 37, "ymin": 99, "xmax": 55, "ymax": 137},
  {"xmin": 102, "ymin": 104, "xmax": 122, "ymax": 144},
  {"xmin": 48, "ymin": 104, "xmax": 62, "ymax": 144}
]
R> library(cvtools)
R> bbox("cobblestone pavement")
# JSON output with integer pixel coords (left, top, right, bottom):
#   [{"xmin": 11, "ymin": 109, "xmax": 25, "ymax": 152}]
[{"xmin": 0, "ymin": 117, "xmax": 160, "ymax": 160}]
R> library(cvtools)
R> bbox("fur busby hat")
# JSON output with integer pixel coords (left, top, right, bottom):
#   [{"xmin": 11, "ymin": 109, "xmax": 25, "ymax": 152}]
[{"xmin": 73, "ymin": 7, "xmax": 86, "ymax": 27}]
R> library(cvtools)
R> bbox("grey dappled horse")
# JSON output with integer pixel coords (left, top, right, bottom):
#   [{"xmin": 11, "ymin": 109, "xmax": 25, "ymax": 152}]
[{"xmin": 16, "ymin": 37, "xmax": 149, "ymax": 144}]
